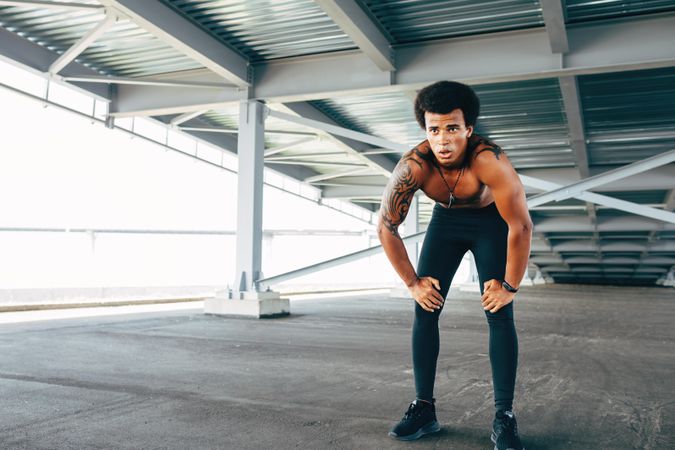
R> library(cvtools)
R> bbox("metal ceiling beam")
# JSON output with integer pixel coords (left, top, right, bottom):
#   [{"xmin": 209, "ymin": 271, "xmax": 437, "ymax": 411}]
[
  {"xmin": 558, "ymin": 75, "xmax": 602, "ymax": 262},
  {"xmin": 251, "ymin": 14, "xmax": 675, "ymax": 103},
  {"xmin": 48, "ymin": 12, "xmax": 117, "ymax": 75},
  {"xmin": 540, "ymin": 0, "xmax": 569, "ymax": 53},
  {"xmin": 322, "ymin": 185, "xmax": 383, "ymax": 198},
  {"xmin": 100, "ymin": 15, "xmax": 675, "ymax": 117},
  {"xmin": 264, "ymin": 137, "xmax": 317, "ymax": 157},
  {"xmin": 267, "ymin": 109, "xmax": 407, "ymax": 153},
  {"xmin": 559, "ymin": 76, "xmax": 588, "ymax": 178},
  {"xmin": 314, "ymin": 0, "xmax": 394, "ymax": 71},
  {"xmin": 0, "ymin": 0, "xmax": 102, "ymax": 9},
  {"xmin": 519, "ymin": 165, "xmax": 675, "ymax": 193},
  {"xmin": 274, "ymin": 102, "xmax": 396, "ymax": 175},
  {"xmin": 534, "ymin": 216, "xmax": 675, "ymax": 232},
  {"xmin": 98, "ymin": 0, "xmax": 250, "ymax": 86},
  {"xmin": 169, "ymin": 109, "xmax": 209, "ymax": 126},
  {"xmin": 527, "ymin": 149, "xmax": 675, "ymax": 207},
  {"xmin": 520, "ymin": 174, "xmax": 675, "ymax": 223},
  {"xmin": 304, "ymin": 168, "xmax": 372, "ymax": 183},
  {"xmin": 62, "ymin": 75, "xmax": 235, "ymax": 89},
  {"xmin": 0, "ymin": 27, "xmax": 109, "ymax": 99},
  {"xmin": 104, "ymin": 14, "xmax": 675, "ymax": 115}
]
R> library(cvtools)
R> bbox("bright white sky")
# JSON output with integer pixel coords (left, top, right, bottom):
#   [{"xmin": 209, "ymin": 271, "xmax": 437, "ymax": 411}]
[{"xmin": 0, "ymin": 61, "xmax": 468, "ymax": 290}]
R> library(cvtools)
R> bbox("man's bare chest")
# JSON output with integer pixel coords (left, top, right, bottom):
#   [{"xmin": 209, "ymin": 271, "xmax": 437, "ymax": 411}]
[{"xmin": 420, "ymin": 167, "xmax": 493, "ymax": 208}]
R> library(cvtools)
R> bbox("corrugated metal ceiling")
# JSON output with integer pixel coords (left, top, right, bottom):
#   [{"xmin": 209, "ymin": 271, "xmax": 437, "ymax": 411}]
[
  {"xmin": 359, "ymin": 0, "xmax": 544, "ymax": 44},
  {"xmin": 0, "ymin": 3, "xmax": 202, "ymax": 76},
  {"xmin": 162, "ymin": 0, "xmax": 356, "ymax": 61}
]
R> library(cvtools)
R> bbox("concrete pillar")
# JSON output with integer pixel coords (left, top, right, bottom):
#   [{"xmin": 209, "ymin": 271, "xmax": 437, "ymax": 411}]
[{"xmin": 205, "ymin": 100, "xmax": 289, "ymax": 318}]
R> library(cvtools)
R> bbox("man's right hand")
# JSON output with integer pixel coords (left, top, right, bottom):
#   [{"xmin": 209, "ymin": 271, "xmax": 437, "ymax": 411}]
[{"xmin": 408, "ymin": 276, "xmax": 444, "ymax": 312}]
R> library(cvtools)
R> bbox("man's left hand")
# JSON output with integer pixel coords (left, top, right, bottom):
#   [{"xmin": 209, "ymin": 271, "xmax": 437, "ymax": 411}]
[{"xmin": 481, "ymin": 279, "xmax": 515, "ymax": 313}]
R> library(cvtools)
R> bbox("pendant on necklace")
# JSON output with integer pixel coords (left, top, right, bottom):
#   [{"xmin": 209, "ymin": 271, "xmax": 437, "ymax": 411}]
[{"xmin": 448, "ymin": 193, "xmax": 454, "ymax": 208}]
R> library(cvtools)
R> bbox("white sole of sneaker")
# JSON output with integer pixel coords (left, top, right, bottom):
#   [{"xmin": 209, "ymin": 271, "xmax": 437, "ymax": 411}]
[{"xmin": 389, "ymin": 420, "xmax": 441, "ymax": 441}]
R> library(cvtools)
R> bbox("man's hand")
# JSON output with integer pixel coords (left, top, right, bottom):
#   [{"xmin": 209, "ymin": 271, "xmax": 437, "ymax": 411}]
[
  {"xmin": 481, "ymin": 279, "xmax": 515, "ymax": 313},
  {"xmin": 409, "ymin": 276, "xmax": 444, "ymax": 313}
]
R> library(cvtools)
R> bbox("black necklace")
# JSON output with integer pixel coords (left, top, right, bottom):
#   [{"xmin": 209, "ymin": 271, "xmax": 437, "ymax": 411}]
[{"xmin": 434, "ymin": 162, "xmax": 464, "ymax": 209}]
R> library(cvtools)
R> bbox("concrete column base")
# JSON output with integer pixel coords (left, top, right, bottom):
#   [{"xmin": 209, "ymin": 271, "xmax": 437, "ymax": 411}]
[{"xmin": 204, "ymin": 290, "xmax": 290, "ymax": 318}]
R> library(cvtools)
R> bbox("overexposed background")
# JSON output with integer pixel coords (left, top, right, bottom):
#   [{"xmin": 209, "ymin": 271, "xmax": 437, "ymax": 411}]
[{"xmin": 0, "ymin": 59, "xmax": 469, "ymax": 294}]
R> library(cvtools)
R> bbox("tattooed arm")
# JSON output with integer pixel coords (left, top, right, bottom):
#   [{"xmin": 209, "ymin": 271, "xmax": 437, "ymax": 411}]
[
  {"xmin": 377, "ymin": 151, "xmax": 445, "ymax": 312},
  {"xmin": 377, "ymin": 152, "xmax": 421, "ymax": 284}
]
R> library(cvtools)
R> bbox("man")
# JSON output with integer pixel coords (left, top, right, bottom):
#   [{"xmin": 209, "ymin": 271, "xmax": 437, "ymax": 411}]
[{"xmin": 377, "ymin": 81, "xmax": 532, "ymax": 450}]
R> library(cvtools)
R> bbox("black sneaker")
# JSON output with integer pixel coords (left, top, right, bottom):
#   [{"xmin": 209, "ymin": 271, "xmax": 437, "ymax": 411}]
[
  {"xmin": 491, "ymin": 410, "xmax": 524, "ymax": 450},
  {"xmin": 388, "ymin": 399, "xmax": 441, "ymax": 441}
]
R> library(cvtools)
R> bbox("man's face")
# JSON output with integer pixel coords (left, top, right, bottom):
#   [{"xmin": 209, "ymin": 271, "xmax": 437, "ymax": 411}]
[{"xmin": 424, "ymin": 109, "xmax": 473, "ymax": 168}]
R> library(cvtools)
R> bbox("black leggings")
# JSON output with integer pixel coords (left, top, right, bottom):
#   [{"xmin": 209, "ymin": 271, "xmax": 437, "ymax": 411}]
[{"xmin": 413, "ymin": 202, "xmax": 518, "ymax": 411}]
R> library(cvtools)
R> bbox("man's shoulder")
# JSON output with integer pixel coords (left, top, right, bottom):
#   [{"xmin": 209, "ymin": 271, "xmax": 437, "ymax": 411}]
[
  {"xmin": 470, "ymin": 134, "xmax": 505, "ymax": 162},
  {"xmin": 399, "ymin": 140, "xmax": 433, "ymax": 174}
]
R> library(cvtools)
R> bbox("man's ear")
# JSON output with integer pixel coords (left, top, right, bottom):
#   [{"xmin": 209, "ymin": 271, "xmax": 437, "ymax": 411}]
[{"xmin": 466, "ymin": 125, "xmax": 474, "ymax": 137}]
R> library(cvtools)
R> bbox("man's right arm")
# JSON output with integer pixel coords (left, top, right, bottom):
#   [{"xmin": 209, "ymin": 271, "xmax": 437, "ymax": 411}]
[
  {"xmin": 377, "ymin": 154, "xmax": 421, "ymax": 287},
  {"xmin": 377, "ymin": 153, "xmax": 444, "ymax": 312}
]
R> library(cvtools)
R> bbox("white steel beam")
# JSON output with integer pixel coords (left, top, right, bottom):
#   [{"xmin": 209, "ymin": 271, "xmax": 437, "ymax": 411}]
[
  {"xmin": 252, "ymin": 14, "xmax": 675, "ymax": 103},
  {"xmin": 275, "ymin": 102, "xmax": 396, "ymax": 176},
  {"xmin": 527, "ymin": 149, "xmax": 675, "ymax": 207},
  {"xmin": 257, "ymin": 230, "xmax": 426, "ymax": 288},
  {"xmin": 314, "ymin": 0, "xmax": 394, "ymax": 71},
  {"xmin": 0, "ymin": 0, "xmax": 102, "ymax": 9},
  {"xmin": 267, "ymin": 109, "xmax": 407, "ymax": 153},
  {"xmin": 304, "ymin": 168, "xmax": 373, "ymax": 183},
  {"xmin": 540, "ymin": 0, "xmax": 569, "ymax": 53},
  {"xmin": 0, "ymin": 26, "xmax": 109, "ymax": 99},
  {"xmin": 48, "ymin": 13, "xmax": 117, "ymax": 75},
  {"xmin": 62, "ymin": 75, "xmax": 235, "ymax": 89},
  {"xmin": 104, "ymin": 15, "xmax": 675, "ymax": 114},
  {"xmin": 522, "ymin": 174, "xmax": 675, "ymax": 224},
  {"xmin": 169, "ymin": 110, "xmax": 209, "ymax": 126},
  {"xmin": 99, "ymin": 0, "xmax": 250, "ymax": 86},
  {"xmin": 559, "ymin": 76, "xmax": 589, "ymax": 178},
  {"xmin": 264, "ymin": 137, "xmax": 317, "ymax": 157},
  {"xmin": 234, "ymin": 100, "xmax": 265, "ymax": 292}
]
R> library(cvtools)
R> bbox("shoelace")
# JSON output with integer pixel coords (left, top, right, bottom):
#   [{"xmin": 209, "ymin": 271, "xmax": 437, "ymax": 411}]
[
  {"xmin": 403, "ymin": 402, "xmax": 424, "ymax": 420},
  {"xmin": 496, "ymin": 415, "xmax": 519, "ymax": 437}
]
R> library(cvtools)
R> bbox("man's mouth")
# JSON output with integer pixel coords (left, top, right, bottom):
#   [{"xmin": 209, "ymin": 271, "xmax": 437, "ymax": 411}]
[{"xmin": 438, "ymin": 150, "xmax": 452, "ymax": 157}]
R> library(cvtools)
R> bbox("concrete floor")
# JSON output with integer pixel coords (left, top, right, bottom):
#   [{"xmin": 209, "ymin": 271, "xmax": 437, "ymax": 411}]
[{"xmin": 0, "ymin": 284, "xmax": 673, "ymax": 449}]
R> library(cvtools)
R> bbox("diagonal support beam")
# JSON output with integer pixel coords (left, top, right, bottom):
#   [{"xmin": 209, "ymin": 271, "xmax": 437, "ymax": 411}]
[
  {"xmin": 314, "ymin": 0, "xmax": 394, "ymax": 71},
  {"xmin": 264, "ymin": 137, "xmax": 317, "ymax": 157},
  {"xmin": 540, "ymin": 0, "xmax": 569, "ymax": 53},
  {"xmin": 304, "ymin": 168, "xmax": 372, "ymax": 183},
  {"xmin": 169, "ymin": 109, "xmax": 209, "ymax": 126},
  {"xmin": 521, "ymin": 174, "xmax": 675, "ymax": 224},
  {"xmin": 48, "ymin": 13, "xmax": 117, "ymax": 75},
  {"xmin": 527, "ymin": 149, "xmax": 675, "ymax": 207},
  {"xmin": 257, "ymin": 231, "xmax": 426, "ymax": 287},
  {"xmin": 62, "ymin": 75, "xmax": 235, "ymax": 89},
  {"xmin": 99, "ymin": 0, "xmax": 250, "ymax": 86},
  {"xmin": 267, "ymin": 109, "xmax": 407, "ymax": 153}
]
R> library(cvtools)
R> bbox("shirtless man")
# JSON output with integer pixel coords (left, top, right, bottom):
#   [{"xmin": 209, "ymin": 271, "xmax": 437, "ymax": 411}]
[{"xmin": 377, "ymin": 81, "xmax": 532, "ymax": 450}]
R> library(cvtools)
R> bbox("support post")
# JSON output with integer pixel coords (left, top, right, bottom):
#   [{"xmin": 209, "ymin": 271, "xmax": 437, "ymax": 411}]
[{"xmin": 205, "ymin": 100, "xmax": 289, "ymax": 317}]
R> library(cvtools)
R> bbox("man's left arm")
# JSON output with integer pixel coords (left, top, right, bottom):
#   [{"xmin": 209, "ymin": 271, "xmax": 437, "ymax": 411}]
[{"xmin": 473, "ymin": 144, "xmax": 533, "ymax": 313}]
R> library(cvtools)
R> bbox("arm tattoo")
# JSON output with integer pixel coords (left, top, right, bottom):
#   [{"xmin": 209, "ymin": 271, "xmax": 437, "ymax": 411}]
[
  {"xmin": 378, "ymin": 156, "xmax": 421, "ymax": 238},
  {"xmin": 472, "ymin": 136, "xmax": 504, "ymax": 160}
]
